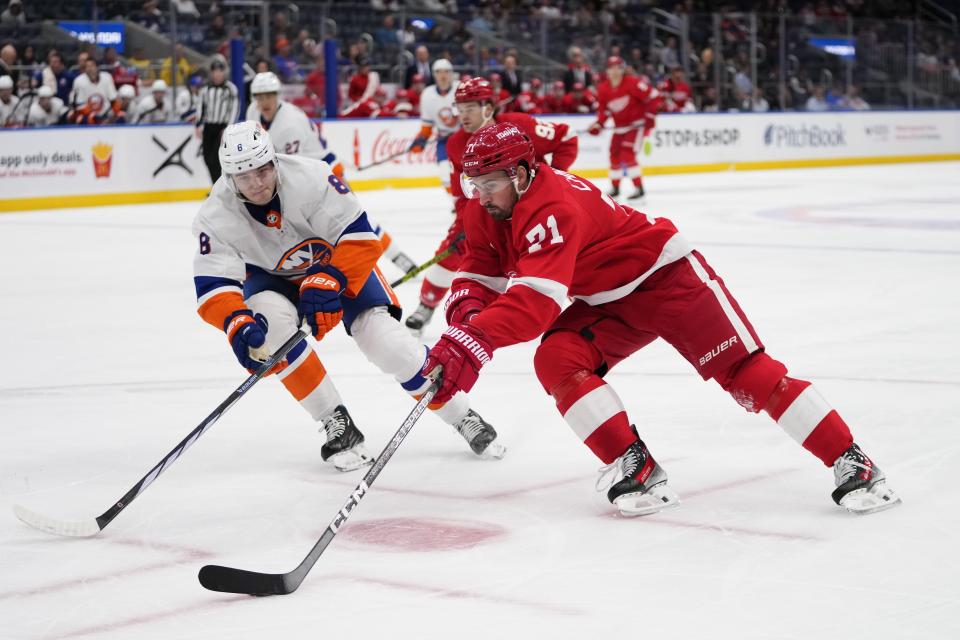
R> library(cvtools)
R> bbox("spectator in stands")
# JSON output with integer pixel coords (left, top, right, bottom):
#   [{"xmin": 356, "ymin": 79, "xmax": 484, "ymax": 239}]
[
  {"xmin": 0, "ymin": 44, "xmax": 17, "ymax": 85},
  {"xmin": 127, "ymin": 47, "xmax": 154, "ymax": 82},
  {"xmin": 273, "ymin": 38, "xmax": 301, "ymax": 82},
  {"xmin": 745, "ymin": 87, "xmax": 769, "ymax": 112},
  {"xmin": 1, "ymin": 0, "xmax": 25, "ymax": 27},
  {"xmin": 500, "ymin": 54, "xmax": 522, "ymax": 96},
  {"xmin": 405, "ymin": 45, "xmax": 433, "ymax": 88},
  {"xmin": 19, "ymin": 44, "xmax": 39, "ymax": 76},
  {"xmin": 134, "ymin": 79, "xmax": 174, "ymax": 123},
  {"xmin": 805, "ymin": 84, "xmax": 829, "ymax": 111},
  {"xmin": 628, "ymin": 47, "xmax": 644, "ymax": 75},
  {"xmin": 341, "ymin": 85, "xmax": 385, "ymax": 118},
  {"xmin": 563, "ymin": 46, "xmax": 592, "ymax": 91},
  {"xmin": 0, "ymin": 75, "xmax": 17, "ymax": 125},
  {"xmin": 375, "ymin": 15, "xmax": 401, "ymax": 48},
  {"xmin": 26, "ymin": 85, "xmax": 67, "ymax": 127},
  {"xmin": 842, "ymin": 85, "xmax": 870, "ymax": 111},
  {"xmin": 172, "ymin": 0, "xmax": 200, "ymax": 19},
  {"xmin": 658, "ymin": 67, "xmax": 692, "ymax": 113},
  {"xmin": 207, "ymin": 13, "xmax": 227, "ymax": 44},
  {"xmin": 70, "ymin": 56, "xmax": 117, "ymax": 118},
  {"xmin": 383, "ymin": 87, "xmax": 414, "ymax": 118},
  {"xmin": 659, "ymin": 36, "xmax": 680, "ymax": 71},
  {"xmin": 542, "ymin": 79, "xmax": 566, "ymax": 113},
  {"xmin": 408, "ymin": 73, "xmax": 425, "ymax": 110},
  {"xmin": 41, "ymin": 51, "xmax": 72, "ymax": 103},
  {"xmin": 561, "ymin": 81, "xmax": 597, "ymax": 114},
  {"xmin": 348, "ymin": 56, "xmax": 380, "ymax": 104},
  {"xmin": 700, "ymin": 85, "xmax": 719, "ymax": 112},
  {"xmin": 135, "ymin": 0, "xmax": 165, "ymax": 33},
  {"xmin": 161, "ymin": 44, "xmax": 192, "ymax": 87},
  {"xmin": 488, "ymin": 72, "xmax": 511, "ymax": 106}
]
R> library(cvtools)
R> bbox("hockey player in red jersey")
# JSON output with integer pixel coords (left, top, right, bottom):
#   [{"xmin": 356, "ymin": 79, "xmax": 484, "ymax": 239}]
[
  {"xmin": 542, "ymin": 80, "xmax": 566, "ymax": 114},
  {"xmin": 589, "ymin": 56, "xmax": 661, "ymax": 200},
  {"xmin": 423, "ymin": 122, "xmax": 901, "ymax": 517},
  {"xmin": 658, "ymin": 67, "xmax": 692, "ymax": 113},
  {"xmin": 561, "ymin": 82, "xmax": 598, "ymax": 114},
  {"xmin": 404, "ymin": 77, "xmax": 579, "ymax": 336}
]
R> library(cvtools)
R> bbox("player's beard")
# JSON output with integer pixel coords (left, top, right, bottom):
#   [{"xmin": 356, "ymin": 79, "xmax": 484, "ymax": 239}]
[{"xmin": 484, "ymin": 203, "xmax": 512, "ymax": 222}]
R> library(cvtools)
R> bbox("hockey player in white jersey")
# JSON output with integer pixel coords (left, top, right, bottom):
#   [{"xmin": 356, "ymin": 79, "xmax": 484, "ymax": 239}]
[
  {"xmin": 247, "ymin": 72, "xmax": 418, "ymax": 275},
  {"xmin": 408, "ymin": 59, "xmax": 460, "ymax": 194},
  {"xmin": 192, "ymin": 121, "xmax": 504, "ymax": 471}
]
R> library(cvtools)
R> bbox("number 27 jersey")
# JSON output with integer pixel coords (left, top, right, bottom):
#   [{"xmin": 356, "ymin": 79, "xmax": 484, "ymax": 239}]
[{"xmin": 457, "ymin": 165, "xmax": 691, "ymax": 349}]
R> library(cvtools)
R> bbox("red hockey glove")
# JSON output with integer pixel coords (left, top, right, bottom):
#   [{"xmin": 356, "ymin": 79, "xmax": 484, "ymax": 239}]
[
  {"xmin": 643, "ymin": 113, "xmax": 656, "ymax": 137},
  {"xmin": 299, "ymin": 264, "xmax": 347, "ymax": 340},
  {"xmin": 587, "ymin": 121, "xmax": 603, "ymax": 136},
  {"xmin": 444, "ymin": 282, "xmax": 498, "ymax": 325},
  {"xmin": 423, "ymin": 323, "xmax": 493, "ymax": 404}
]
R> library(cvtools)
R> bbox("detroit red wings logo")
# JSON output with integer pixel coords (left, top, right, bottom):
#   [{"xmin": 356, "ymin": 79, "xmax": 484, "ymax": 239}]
[{"xmin": 276, "ymin": 238, "xmax": 333, "ymax": 271}]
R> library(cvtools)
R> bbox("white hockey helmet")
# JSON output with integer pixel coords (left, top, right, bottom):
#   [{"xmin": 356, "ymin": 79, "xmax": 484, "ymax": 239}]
[
  {"xmin": 0, "ymin": 75, "xmax": 12, "ymax": 90},
  {"xmin": 37, "ymin": 85, "xmax": 54, "ymax": 98},
  {"xmin": 219, "ymin": 120, "xmax": 277, "ymax": 177},
  {"xmin": 151, "ymin": 79, "xmax": 168, "ymax": 92},
  {"xmin": 118, "ymin": 84, "xmax": 136, "ymax": 99},
  {"xmin": 251, "ymin": 71, "xmax": 282, "ymax": 95},
  {"xmin": 432, "ymin": 58, "xmax": 453, "ymax": 73}
]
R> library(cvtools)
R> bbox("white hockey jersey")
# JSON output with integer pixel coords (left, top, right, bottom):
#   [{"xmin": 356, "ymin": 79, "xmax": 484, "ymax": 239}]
[
  {"xmin": 246, "ymin": 101, "xmax": 337, "ymax": 166},
  {"xmin": 134, "ymin": 94, "xmax": 174, "ymax": 123},
  {"xmin": 192, "ymin": 154, "xmax": 382, "ymax": 329},
  {"xmin": 69, "ymin": 72, "xmax": 116, "ymax": 114},
  {"xmin": 27, "ymin": 97, "xmax": 67, "ymax": 127},
  {"xmin": 418, "ymin": 81, "xmax": 460, "ymax": 138},
  {"xmin": 0, "ymin": 94, "xmax": 18, "ymax": 125}
]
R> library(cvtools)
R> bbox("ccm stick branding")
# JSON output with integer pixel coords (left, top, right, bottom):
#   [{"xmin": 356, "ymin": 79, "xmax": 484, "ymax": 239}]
[{"xmin": 330, "ymin": 480, "xmax": 369, "ymax": 533}]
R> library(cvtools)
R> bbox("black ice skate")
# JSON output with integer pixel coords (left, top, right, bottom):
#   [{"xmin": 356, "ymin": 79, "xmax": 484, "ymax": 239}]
[
  {"xmin": 404, "ymin": 303, "xmax": 435, "ymax": 336},
  {"xmin": 391, "ymin": 251, "xmax": 418, "ymax": 275},
  {"xmin": 831, "ymin": 443, "xmax": 901, "ymax": 515},
  {"xmin": 320, "ymin": 405, "xmax": 373, "ymax": 472},
  {"xmin": 454, "ymin": 409, "xmax": 506, "ymax": 459},
  {"xmin": 628, "ymin": 185, "xmax": 645, "ymax": 200},
  {"xmin": 598, "ymin": 432, "xmax": 679, "ymax": 516},
  {"xmin": 607, "ymin": 185, "xmax": 620, "ymax": 198}
]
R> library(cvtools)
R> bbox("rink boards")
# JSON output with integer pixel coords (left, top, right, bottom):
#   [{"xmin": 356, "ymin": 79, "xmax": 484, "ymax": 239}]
[{"xmin": 0, "ymin": 110, "xmax": 957, "ymax": 212}]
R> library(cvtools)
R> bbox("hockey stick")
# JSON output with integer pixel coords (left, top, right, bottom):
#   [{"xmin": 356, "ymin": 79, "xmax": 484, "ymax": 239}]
[
  {"xmin": 357, "ymin": 149, "xmax": 407, "ymax": 171},
  {"xmin": 198, "ymin": 370, "xmax": 442, "ymax": 596},
  {"xmin": 389, "ymin": 232, "xmax": 465, "ymax": 288},
  {"xmin": 13, "ymin": 330, "xmax": 308, "ymax": 537}
]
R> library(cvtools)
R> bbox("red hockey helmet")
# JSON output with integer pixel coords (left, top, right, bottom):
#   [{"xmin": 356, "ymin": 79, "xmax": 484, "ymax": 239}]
[
  {"xmin": 530, "ymin": 77, "xmax": 543, "ymax": 89},
  {"xmin": 411, "ymin": 73, "xmax": 425, "ymax": 84},
  {"xmin": 606, "ymin": 55, "xmax": 625, "ymax": 69},
  {"xmin": 462, "ymin": 122, "xmax": 536, "ymax": 180},
  {"xmin": 455, "ymin": 76, "xmax": 495, "ymax": 105}
]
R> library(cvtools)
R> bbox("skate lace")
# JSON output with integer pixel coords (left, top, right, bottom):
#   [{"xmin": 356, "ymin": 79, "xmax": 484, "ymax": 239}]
[
  {"xmin": 595, "ymin": 445, "xmax": 640, "ymax": 492},
  {"xmin": 833, "ymin": 447, "xmax": 872, "ymax": 485},
  {"xmin": 456, "ymin": 411, "xmax": 485, "ymax": 444},
  {"xmin": 322, "ymin": 411, "xmax": 348, "ymax": 441}
]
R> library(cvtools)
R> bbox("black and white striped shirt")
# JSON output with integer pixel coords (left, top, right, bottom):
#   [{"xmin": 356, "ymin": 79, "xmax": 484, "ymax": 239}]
[{"xmin": 197, "ymin": 81, "xmax": 239, "ymax": 125}]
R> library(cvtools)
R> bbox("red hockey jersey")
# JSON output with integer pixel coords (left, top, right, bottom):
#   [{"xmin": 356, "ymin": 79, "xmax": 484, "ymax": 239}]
[
  {"xmin": 594, "ymin": 74, "xmax": 661, "ymax": 132},
  {"xmin": 456, "ymin": 166, "xmax": 691, "ymax": 349},
  {"xmin": 658, "ymin": 78, "xmax": 692, "ymax": 113},
  {"xmin": 446, "ymin": 112, "xmax": 578, "ymax": 216}
]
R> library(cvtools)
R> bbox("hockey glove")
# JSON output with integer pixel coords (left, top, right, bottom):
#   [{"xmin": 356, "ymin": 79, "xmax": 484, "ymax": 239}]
[
  {"xmin": 423, "ymin": 322, "xmax": 493, "ymax": 404},
  {"xmin": 587, "ymin": 121, "xmax": 603, "ymax": 136},
  {"xmin": 445, "ymin": 282, "xmax": 498, "ymax": 325},
  {"xmin": 299, "ymin": 264, "xmax": 347, "ymax": 340},
  {"xmin": 408, "ymin": 135, "xmax": 429, "ymax": 153},
  {"xmin": 225, "ymin": 309, "xmax": 270, "ymax": 371}
]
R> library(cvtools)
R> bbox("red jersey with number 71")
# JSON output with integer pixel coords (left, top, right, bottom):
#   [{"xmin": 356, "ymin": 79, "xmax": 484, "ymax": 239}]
[{"xmin": 457, "ymin": 165, "xmax": 691, "ymax": 349}]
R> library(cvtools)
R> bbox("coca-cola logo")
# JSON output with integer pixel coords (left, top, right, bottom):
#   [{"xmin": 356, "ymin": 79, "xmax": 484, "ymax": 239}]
[{"xmin": 362, "ymin": 129, "xmax": 438, "ymax": 167}]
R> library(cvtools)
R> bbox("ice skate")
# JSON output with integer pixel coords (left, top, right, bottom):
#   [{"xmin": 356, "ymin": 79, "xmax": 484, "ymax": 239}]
[
  {"xmin": 607, "ymin": 184, "xmax": 620, "ymax": 198},
  {"xmin": 598, "ymin": 432, "xmax": 678, "ymax": 516},
  {"xmin": 391, "ymin": 251, "xmax": 418, "ymax": 276},
  {"xmin": 404, "ymin": 303, "xmax": 435, "ymax": 336},
  {"xmin": 831, "ymin": 443, "xmax": 901, "ymax": 515},
  {"xmin": 453, "ymin": 409, "xmax": 506, "ymax": 459},
  {"xmin": 320, "ymin": 405, "xmax": 373, "ymax": 472},
  {"xmin": 627, "ymin": 185, "xmax": 645, "ymax": 201}
]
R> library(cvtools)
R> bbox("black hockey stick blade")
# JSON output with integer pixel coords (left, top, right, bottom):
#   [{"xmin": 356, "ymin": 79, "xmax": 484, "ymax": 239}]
[
  {"xmin": 198, "ymin": 373, "xmax": 441, "ymax": 596},
  {"xmin": 13, "ymin": 330, "xmax": 307, "ymax": 537}
]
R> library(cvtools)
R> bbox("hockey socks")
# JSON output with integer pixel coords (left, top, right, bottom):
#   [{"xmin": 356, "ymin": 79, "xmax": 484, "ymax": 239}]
[{"xmin": 551, "ymin": 370, "xmax": 636, "ymax": 464}]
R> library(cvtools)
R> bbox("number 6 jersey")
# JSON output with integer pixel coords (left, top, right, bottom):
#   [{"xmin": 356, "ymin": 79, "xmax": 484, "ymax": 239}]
[{"xmin": 455, "ymin": 165, "xmax": 691, "ymax": 349}]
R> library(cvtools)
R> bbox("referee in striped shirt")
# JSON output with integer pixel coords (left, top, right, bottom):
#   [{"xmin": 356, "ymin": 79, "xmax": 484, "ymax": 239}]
[{"xmin": 195, "ymin": 58, "xmax": 239, "ymax": 183}]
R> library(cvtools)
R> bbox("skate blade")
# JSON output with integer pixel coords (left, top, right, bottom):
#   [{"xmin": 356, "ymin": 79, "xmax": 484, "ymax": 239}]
[
  {"xmin": 478, "ymin": 439, "xmax": 506, "ymax": 460},
  {"xmin": 328, "ymin": 445, "xmax": 374, "ymax": 472},
  {"xmin": 615, "ymin": 483, "xmax": 680, "ymax": 517},
  {"xmin": 840, "ymin": 482, "xmax": 902, "ymax": 515}
]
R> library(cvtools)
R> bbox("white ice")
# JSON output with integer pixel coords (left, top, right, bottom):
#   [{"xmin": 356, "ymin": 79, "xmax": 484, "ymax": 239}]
[{"xmin": 1, "ymin": 162, "xmax": 958, "ymax": 640}]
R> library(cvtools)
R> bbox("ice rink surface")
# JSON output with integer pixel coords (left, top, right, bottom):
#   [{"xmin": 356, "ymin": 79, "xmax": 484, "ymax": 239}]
[{"xmin": 1, "ymin": 162, "xmax": 958, "ymax": 639}]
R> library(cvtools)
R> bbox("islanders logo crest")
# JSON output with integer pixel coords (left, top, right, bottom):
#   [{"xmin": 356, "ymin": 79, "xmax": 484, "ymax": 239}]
[{"xmin": 276, "ymin": 238, "xmax": 333, "ymax": 271}]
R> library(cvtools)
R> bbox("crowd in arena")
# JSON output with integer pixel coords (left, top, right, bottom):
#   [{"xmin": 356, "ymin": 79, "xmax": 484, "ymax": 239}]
[{"xmin": 1, "ymin": 0, "xmax": 958, "ymax": 127}]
